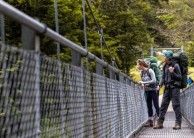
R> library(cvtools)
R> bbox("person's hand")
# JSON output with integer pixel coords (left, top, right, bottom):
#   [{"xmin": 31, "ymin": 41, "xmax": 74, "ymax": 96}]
[
  {"xmin": 169, "ymin": 66, "xmax": 174, "ymax": 73},
  {"xmin": 139, "ymin": 81, "xmax": 144, "ymax": 87},
  {"xmin": 157, "ymin": 85, "xmax": 160, "ymax": 90}
]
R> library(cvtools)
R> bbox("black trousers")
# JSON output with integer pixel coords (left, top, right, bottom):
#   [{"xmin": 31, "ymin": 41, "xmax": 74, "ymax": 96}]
[
  {"xmin": 145, "ymin": 90, "xmax": 160, "ymax": 117},
  {"xmin": 158, "ymin": 87, "xmax": 182, "ymax": 125}
]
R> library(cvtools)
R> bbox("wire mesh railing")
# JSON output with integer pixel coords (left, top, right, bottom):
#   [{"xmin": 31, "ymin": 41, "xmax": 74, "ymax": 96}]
[
  {"xmin": 0, "ymin": 46, "xmax": 40, "ymax": 138},
  {"xmin": 180, "ymin": 84, "xmax": 194, "ymax": 127},
  {"xmin": 0, "ymin": 45, "xmax": 148, "ymax": 138},
  {"xmin": 0, "ymin": 1, "xmax": 150, "ymax": 137}
]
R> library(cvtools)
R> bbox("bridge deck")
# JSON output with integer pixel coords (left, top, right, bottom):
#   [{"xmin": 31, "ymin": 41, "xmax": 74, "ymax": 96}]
[
  {"xmin": 136, "ymin": 112, "xmax": 194, "ymax": 138},
  {"xmin": 136, "ymin": 95, "xmax": 194, "ymax": 138}
]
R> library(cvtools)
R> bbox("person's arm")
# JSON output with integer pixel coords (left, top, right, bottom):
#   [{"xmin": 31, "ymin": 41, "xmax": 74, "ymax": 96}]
[
  {"xmin": 140, "ymin": 69, "xmax": 156, "ymax": 84},
  {"xmin": 170, "ymin": 63, "xmax": 182, "ymax": 81}
]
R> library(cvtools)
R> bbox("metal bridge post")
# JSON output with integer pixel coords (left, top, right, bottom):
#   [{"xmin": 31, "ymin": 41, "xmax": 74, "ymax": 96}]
[
  {"xmin": 22, "ymin": 25, "xmax": 36, "ymax": 50},
  {"xmin": 96, "ymin": 63, "xmax": 103, "ymax": 76},
  {"xmin": 126, "ymin": 77, "xmax": 133, "ymax": 86},
  {"xmin": 131, "ymin": 80, "xmax": 136, "ymax": 88},
  {"xmin": 71, "ymin": 50, "xmax": 82, "ymax": 66},
  {"xmin": 119, "ymin": 74, "xmax": 125, "ymax": 83},
  {"xmin": 126, "ymin": 78, "xmax": 130, "ymax": 85},
  {"xmin": 22, "ymin": 25, "xmax": 40, "ymax": 138},
  {"xmin": 110, "ymin": 69, "xmax": 116, "ymax": 80},
  {"xmin": 181, "ymin": 46, "xmax": 184, "ymax": 52}
]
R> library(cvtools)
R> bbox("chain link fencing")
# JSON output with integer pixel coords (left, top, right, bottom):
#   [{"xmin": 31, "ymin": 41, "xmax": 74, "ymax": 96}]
[
  {"xmin": 0, "ymin": 45, "xmax": 148, "ymax": 138},
  {"xmin": 180, "ymin": 84, "xmax": 194, "ymax": 127}
]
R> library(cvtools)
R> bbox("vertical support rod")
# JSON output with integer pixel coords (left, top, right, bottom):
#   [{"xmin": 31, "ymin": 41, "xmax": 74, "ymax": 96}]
[
  {"xmin": 54, "ymin": 1, "xmax": 65, "ymax": 135},
  {"xmin": 151, "ymin": 46, "xmax": 153, "ymax": 56},
  {"xmin": 0, "ymin": 1, "xmax": 8, "ymax": 135},
  {"xmin": 100, "ymin": 29, "xmax": 103, "ymax": 60},
  {"xmin": 0, "ymin": 0, "xmax": 5, "ymax": 49},
  {"xmin": 0, "ymin": 12, "xmax": 5, "ymax": 48},
  {"xmin": 34, "ymin": 35, "xmax": 41, "ymax": 138},
  {"xmin": 82, "ymin": 0, "xmax": 88, "ymax": 70},
  {"xmin": 54, "ymin": 0, "xmax": 61, "ymax": 62},
  {"xmin": 181, "ymin": 46, "xmax": 184, "ymax": 52}
]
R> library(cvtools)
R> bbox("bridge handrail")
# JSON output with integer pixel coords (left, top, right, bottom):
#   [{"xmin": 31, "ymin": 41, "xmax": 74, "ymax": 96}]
[
  {"xmin": 181, "ymin": 83, "xmax": 194, "ymax": 94},
  {"xmin": 0, "ymin": 1, "xmax": 150, "ymax": 138},
  {"xmin": 180, "ymin": 83, "xmax": 194, "ymax": 129},
  {"xmin": 0, "ymin": 1, "xmax": 135, "ymax": 82}
]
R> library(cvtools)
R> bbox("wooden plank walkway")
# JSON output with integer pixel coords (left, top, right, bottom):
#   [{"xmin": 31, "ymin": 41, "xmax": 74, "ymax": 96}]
[{"xmin": 135, "ymin": 95, "xmax": 194, "ymax": 138}]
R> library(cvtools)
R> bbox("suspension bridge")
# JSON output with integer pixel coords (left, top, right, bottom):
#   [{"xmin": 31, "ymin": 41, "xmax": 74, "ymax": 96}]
[{"xmin": 0, "ymin": 1, "xmax": 194, "ymax": 138}]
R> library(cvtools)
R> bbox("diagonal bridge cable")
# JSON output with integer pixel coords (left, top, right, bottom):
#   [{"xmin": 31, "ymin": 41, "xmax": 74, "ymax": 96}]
[
  {"xmin": 85, "ymin": 0, "xmax": 118, "ymax": 68},
  {"xmin": 0, "ymin": 0, "xmax": 5, "ymax": 49}
]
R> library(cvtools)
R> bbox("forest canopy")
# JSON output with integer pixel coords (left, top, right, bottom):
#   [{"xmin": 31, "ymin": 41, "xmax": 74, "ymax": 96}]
[{"xmin": 2, "ymin": 0, "xmax": 194, "ymax": 74}]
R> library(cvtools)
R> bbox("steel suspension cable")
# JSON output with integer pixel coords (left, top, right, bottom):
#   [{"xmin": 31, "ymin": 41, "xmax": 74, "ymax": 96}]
[
  {"xmin": 100, "ymin": 28, "xmax": 103, "ymax": 60},
  {"xmin": 82, "ymin": 0, "xmax": 89, "ymax": 70},
  {"xmin": 85, "ymin": 0, "xmax": 118, "ymax": 68},
  {"xmin": 54, "ymin": 0, "xmax": 65, "ymax": 136},
  {"xmin": 54, "ymin": 0, "xmax": 60, "ymax": 62},
  {"xmin": 0, "ymin": 0, "xmax": 5, "ymax": 49}
]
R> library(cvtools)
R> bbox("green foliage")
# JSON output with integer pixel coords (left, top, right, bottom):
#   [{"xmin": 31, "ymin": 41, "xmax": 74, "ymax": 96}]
[
  {"xmin": 40, "ymin": 118, "xmax": 62, "ymax": 138},
  {"xmin": 130, "ymin": 66, "xmax": 141, "ymax": 82},
  {"xmin": 185, "ymin": 41, "xmax": 194, "ymax": 66},
  {"xmin": 157, "ymin": 14, "xmax": 177, "ymax": 29},
  {"xmin": 0, "ymin": 112, "xmax": 5, "ymax": 117},
  {"xmin": 4, "ymin": 0, "xmax": 194, "ymax": 73},
  {"xmin": 99, "ymin": 0, "xmax": 158, "ymax": 73},
  {"xmin": 188, "ymin": 67, "xmax": 194, "ymax": 78}
]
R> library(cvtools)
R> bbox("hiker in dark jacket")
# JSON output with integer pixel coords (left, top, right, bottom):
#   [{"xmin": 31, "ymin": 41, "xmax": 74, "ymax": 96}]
[
  {"xmin": 154, "ymin": 51, "xmax": 182, "ymax": 130},
  {"xmin": 137, "ymin": 59, "xmax": 159, "ymax": 127}
]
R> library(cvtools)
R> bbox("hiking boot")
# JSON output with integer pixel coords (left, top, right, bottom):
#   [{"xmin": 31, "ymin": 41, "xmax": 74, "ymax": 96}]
[
  {"xmin": 144, "ymin": 120, "xmax": 153, "ymax": 127},
  {"xmin": 153, "ymin": 120, "xmax": 164, "ymax": 129},
  {"xmin": 173, "ymin": 124, "xmax": 181, "ymax": 130}
]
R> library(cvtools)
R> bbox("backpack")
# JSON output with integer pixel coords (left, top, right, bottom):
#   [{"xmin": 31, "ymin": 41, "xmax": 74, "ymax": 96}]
[
  {"xmin": 144, "ymin": 56, "xmax": 162, "ymax": 85},
  {"xmin": 190, "ymin": 78, "xmax": 193, "ymax": 83},
  {"xmin": 172, "ymin": 52, "xmax": 188, "ymax": 89},
  {"xmin": 140, "ymin": 68, "xmax": 156, "ymax": 88},
  {"xmin": 188, "ymin": 77, "xmax": 193, "ymax": 85}
]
